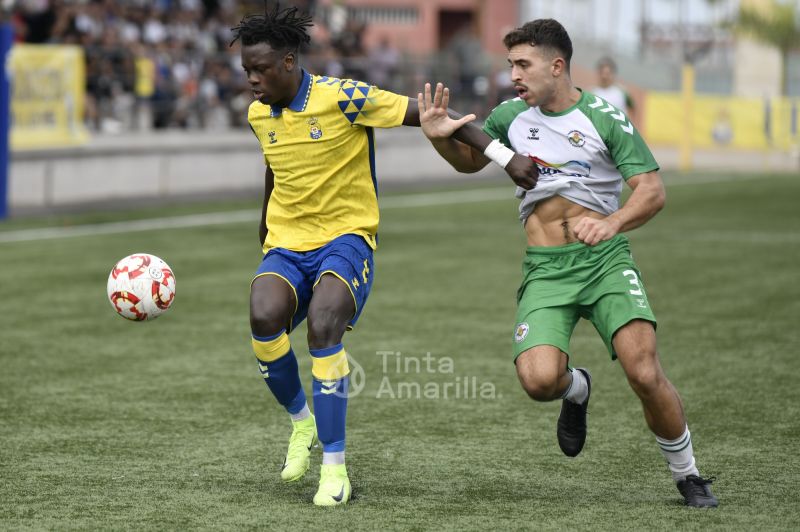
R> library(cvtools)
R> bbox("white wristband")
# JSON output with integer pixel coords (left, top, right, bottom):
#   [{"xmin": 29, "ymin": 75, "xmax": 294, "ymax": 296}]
[{"xmin": 483, "ymin": 139, "xmax": 515, "ymax": 169}]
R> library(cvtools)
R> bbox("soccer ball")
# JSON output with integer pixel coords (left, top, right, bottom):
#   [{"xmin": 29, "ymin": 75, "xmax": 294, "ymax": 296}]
[{"xmin": 107, "ymin": 253, "xmax": 176, "ymax": 321}]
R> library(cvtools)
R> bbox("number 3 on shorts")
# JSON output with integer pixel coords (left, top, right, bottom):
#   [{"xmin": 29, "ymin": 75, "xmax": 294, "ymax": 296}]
[
  {"xmin": 361, "ymin": 259, "xmax": 370, "ymax": 283},
  {"xmin": 622, "ymin": 269, "xmax": 643, "ymax": 296}
]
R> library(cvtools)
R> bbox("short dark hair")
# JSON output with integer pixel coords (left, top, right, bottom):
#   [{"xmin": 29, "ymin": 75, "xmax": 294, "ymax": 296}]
[
  {"xmin": 503, "ymin": 19, "xmax": 572, "ymax": 67},
  {"xmin": 597, "ymin": 56, "xmax": 617, "ymax": 72},
  {"xmin": 230, "ymin": 1, "xmax": 313, "ymax": 51}
]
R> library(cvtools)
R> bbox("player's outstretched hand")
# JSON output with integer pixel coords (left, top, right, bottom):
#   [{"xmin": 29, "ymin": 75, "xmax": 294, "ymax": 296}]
[
  {"xmin": 505, "ymin": 153, "xmax": 538, "ymax": 190},
  {"xmin": 417, "ymin": 82, "xmax": 476, "ymax": 139}
]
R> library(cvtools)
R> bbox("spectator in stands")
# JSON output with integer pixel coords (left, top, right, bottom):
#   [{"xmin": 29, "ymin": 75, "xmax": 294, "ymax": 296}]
[
  {"xmin": 17, "ymin": 0, "xmax": 56, "ymax": 44},
  {"xmin": 369, "ymin": 37, "xmax": 399, "ymax": 91},
  {"xmin": 9, "ymin": 1, "xmax": 423, "ymax": 132}
]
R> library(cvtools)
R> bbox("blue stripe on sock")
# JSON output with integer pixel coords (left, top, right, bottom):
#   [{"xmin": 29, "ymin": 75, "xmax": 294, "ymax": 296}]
[
  {"xmin": 310, "ymin": 343, "xmax": 344, "ymax": 358},
  {"xmin": 252, "ymin": 329, "xmax": 287, "ymax": 342},
  {"xmin": 286, "ymin": 389, "xmax": 307, "ymax": 415},
  {"xmin": 322, "ymin": 440, "xmax": 345, "ymax": 452},
  {"xmin": 260, "ymin": 348, "xmax": 305, "ymax": 414}
]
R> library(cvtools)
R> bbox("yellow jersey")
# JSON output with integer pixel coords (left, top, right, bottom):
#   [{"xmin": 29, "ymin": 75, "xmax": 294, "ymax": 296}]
[{"xmin": 248, "ymin": 70, "xmax": 409, "ymax": 252}]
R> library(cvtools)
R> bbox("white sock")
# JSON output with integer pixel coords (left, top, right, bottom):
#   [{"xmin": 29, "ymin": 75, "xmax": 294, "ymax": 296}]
[
  {"xmin": 656, "ymin": 426, "xmax": 700, "ymax": 482},
  {"xmin": 322, "ymin": 451, "xmax": 345, "ymax": 465},
  {"xmin": 290, "ymin": 403, "xmax": 311, "ymax": 422},
  {"xmin": 562, "ymin": 369, "xmax": 589, "ymax": 404}
]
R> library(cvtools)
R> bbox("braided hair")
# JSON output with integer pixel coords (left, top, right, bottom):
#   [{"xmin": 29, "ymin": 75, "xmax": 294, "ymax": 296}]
[{"xmin": 231, "ymin": 1, "xmax": 313, "ymax": 51}]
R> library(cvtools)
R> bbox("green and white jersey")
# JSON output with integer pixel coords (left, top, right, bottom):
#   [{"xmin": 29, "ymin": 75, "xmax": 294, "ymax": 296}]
[{"xmin": 483, "ymin": 90, "xmax": 658, "ymax": 222}]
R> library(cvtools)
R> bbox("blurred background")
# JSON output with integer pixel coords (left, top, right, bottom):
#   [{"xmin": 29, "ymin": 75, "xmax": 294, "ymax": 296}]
[{"xmin": 1, "ymin": 0, "xmax": 799, "ymax": 216}]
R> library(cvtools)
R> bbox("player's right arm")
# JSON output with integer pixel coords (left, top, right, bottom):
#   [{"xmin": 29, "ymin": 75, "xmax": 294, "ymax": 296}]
[
  {"xmin": 572, "ymin": 171, "xmax": 665, "ymax": 246},
  {"xmin": 417, "ymin": 82, "xmax": 537, "ymax": 189},
  {"xmin": 259, "ymin": 166, "xmax": 274, "ymax": 246}
]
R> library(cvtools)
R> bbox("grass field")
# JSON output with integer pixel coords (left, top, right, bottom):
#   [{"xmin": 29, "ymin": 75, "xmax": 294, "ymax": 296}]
[{"xmin": 1, "ymin": 173, "xmax": 799, "ymax": 530}]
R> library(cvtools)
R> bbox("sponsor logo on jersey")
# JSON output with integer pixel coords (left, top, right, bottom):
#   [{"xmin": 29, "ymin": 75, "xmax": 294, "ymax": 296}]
[
  {"xmin": 527, "ymin": 127, "xmax": 540, "ymax": 140},
  {"xmin": 567, "ymin": 130, "xmax": 585, "ymax": 147},
  {"xmin": 268, "ymin": 131, "xmax": 278, "ymax": 144},
  {"xmin": 531, "ymin": 156, "xmax": 592, "ymax": 179}
]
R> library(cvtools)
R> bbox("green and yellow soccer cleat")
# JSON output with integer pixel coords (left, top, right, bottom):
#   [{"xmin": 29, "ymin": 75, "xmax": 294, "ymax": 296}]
[
  {"xmin": 280, "ymin": 415, "xmax": 317, "ymax": 482},
  {"xmin": 313, "ymin": 464, "xmax": 351, "ymax": 507}
]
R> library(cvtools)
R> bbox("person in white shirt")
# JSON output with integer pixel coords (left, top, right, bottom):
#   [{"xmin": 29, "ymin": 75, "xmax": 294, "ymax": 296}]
[{"xmin": 592, "ymin": 56, "xmax": 636, "ymax": 124}]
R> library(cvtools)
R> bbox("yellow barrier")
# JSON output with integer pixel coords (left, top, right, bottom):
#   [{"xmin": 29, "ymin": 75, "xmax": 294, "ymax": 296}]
[
  {"xmin": 646, "ymin": 91, "xmax": 799, "ymax": 152},
  {"xmin": 10, "ymin": 44, "xmax": 89, "ymax": 150}
]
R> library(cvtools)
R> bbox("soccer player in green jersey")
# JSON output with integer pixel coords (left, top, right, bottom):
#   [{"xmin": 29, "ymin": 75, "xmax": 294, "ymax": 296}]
[
  {"xmin": 232, "ymin": 2, "xmax": 536, "ymax": 506},
  {"xmin": 418, "ymin": 19, "xmax": 718, "ymax": 508}
]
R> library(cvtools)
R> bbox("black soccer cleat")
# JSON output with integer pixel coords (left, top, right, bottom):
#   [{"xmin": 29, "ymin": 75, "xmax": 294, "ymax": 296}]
[
  {"xmin": 677, "ymin": 475, "xmax": 719, "ymax": 508},
  {"xmin": 557, "ymin": 368, "xmax": 592, "ymax": 457}
]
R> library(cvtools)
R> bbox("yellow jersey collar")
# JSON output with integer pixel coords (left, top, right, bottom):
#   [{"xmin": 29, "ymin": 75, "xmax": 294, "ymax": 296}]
[{"xmin": 269, "ymin": 69, "xmax": 313, "ymax": 117}]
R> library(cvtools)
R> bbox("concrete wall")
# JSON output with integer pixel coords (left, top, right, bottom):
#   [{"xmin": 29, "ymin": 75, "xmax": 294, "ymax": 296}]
[
  {"xmin": 10, "ymin": 133, "xmax": 262, "ymax": 209},
  {"xmin": 9, "ymin": 126, "xmax": 798, "ymax": 214},
  {"xmin": 8, "ymin": 129, "xmax": 499, "ymax": 212}
]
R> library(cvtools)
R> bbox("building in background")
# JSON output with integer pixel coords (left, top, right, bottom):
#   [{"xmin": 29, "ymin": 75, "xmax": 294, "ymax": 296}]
[
  {"xmin": 311, "ymin": 0, "xmax": 518, "ymax": 115},
  {"xmin": 315, "ymin": 0, "xmax": 517, "ymax": 55},
  {"xmin": 520, "ymin": 0, "xmax": 799, "ymax": 97}
]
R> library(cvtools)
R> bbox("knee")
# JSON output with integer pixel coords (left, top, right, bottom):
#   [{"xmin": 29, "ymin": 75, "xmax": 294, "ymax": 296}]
[
  {"xmin": 307, "ymin": 306, "xmax": 347, "ymax": 348},
  {"xmin": 625, "ymin": 359, "xmax": 664, "ymax": 397},
  {"xmin": 517, "ymin": 367, "xmax": 562, "ymax": 401},
  {"xmin": 250, "ymin": 297, "xmax": 291, "ymax": 337}
]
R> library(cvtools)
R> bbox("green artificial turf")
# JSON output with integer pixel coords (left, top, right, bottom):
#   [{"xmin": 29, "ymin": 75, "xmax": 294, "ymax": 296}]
[{"xmin": 1, "ymin": 173, "xmax": 798, "ymax": 530}]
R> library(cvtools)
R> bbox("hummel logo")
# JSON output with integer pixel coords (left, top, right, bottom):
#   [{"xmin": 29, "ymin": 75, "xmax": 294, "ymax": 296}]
[
  {"xmin": 527, "ymin": 127, "xmax": 540, "ymax": 140},
  {"xmin": 589, "ymin": 95, "xmax": 633, "ymax": 135},
  {"xmin": 321, "ymin": 381, "xmax": 338, "ymax": 395},
  {"xmin": 332, "ymin": 486, "xmax": 345, "ymax": 503}
]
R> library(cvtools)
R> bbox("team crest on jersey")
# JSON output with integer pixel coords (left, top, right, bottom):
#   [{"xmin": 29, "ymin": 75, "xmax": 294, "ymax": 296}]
[
  {"xmin": 307, "ymin": 117, "xmax": 323, "ymax": 139},
  {"xmin": 514, "ymin": 322, "xmax": 530, "ymax": 343},
  {"xmin": 268, "ymin": 131, "xmax": 277, "ymax": 144},
  {"xmin": 567, "ymin": 130, "xmax": 585, "ymax": 147}
]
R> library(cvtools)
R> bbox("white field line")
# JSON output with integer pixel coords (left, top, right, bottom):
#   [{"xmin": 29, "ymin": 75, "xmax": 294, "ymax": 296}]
[
  {"xmin": 680, "ymin": 231, "xmax": 800, "ymax": 244},
  {"xmin": 0, "ymin": 187, "xmax": 514, "ymax": 244},
  {"xmin": 0, "ymin": 210, "xmax": 259, "ymax": 244},
  {"xmin": 0, "ymin": 173, "xmax": 777, "ymax": 244}
]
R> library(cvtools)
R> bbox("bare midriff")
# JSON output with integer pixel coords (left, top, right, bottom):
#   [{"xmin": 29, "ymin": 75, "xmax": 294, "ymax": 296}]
[{"xmin": 524, "ymin": 195, "xmax": 607, "ymax": 247}]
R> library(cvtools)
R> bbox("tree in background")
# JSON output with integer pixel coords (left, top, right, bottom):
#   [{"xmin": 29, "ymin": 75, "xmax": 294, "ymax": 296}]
[{"xmin": 731, "ymin": 0, "xmax": 800, "ymax": 95}]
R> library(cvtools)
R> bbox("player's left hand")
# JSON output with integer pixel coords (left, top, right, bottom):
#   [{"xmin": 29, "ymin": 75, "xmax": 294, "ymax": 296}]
[
  {"xmin": 573, "ymin": 216, "xmax": 621, "ymax": 246},
  {"xmin": 417, "ymin": 82, "xmax": 476, "ymax": 139}
]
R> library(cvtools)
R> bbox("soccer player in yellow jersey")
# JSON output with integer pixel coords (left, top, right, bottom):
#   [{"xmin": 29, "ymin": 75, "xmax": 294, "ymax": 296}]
[{"xmin": 232, "ymin": 3, "xmax": 536, "ymax": 506}]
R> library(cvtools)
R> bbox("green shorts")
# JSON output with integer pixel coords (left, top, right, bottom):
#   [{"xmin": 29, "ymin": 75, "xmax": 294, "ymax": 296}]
[{"xmin": 513, "ymin": 234, "xmax": 656, "ymax": 361}]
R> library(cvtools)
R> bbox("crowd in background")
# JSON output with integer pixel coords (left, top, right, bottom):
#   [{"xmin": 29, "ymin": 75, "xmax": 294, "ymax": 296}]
[{"xmin": 11, "ymin": 0, "xmax": 499, "ymax": 132}]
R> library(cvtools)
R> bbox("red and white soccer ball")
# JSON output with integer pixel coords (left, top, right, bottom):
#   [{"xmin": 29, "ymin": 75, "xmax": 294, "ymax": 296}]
[{"xmin": 107, "ymin": 253, "xmax": 176, "ymax": 321}]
